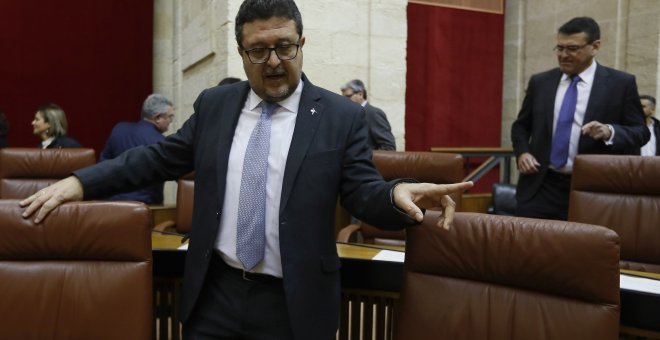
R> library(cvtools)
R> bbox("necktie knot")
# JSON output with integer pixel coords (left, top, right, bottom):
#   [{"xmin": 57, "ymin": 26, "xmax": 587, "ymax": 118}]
[
  {"xmin": 570, "ymin": 75, "xmax": 581, "ymax": 85},
  {"xmin": 262, "ymin": 101, "xmax": 279, "ymax": 117}
]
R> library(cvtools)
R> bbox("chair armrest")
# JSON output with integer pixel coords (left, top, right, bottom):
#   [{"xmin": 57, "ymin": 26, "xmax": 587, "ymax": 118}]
[{"xmin": 337, "ymin": 223, "xmax": 362, "ymax": 242}]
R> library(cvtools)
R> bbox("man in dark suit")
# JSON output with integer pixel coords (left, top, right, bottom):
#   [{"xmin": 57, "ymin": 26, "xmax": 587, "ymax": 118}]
[
  {"xmin": 511, "ymin": 17, "xmax": 649, "ymax": 220},
  {"xmin": 99, "ymin": 93, "xmax": 174, "ymax": 204},
  {"xmin": 640, "ymin": 95, "xmax": 660, "ymax": 156},
  {"xmin": 20, "ymin": 1, "xmax": 471, "ymax": 339},
  {"xmin": 341, "ymin": 79, "xmax": 396, "ymax": 150}
]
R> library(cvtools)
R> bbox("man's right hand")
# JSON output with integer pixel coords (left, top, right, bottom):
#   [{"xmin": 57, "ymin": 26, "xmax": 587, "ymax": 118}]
[
  {"xmin": 20, "ymin": 176, "xmax": 84, "ymax": 223},
  {"xmin": 517, "ymin": 152, "xmax": 540, "ymax": 174}
]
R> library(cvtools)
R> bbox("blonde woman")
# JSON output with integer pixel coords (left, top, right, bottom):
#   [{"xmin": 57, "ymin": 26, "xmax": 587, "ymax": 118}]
[{"xmin": 31, "ymin": 103, "xmax": 81, "ymax": 148}]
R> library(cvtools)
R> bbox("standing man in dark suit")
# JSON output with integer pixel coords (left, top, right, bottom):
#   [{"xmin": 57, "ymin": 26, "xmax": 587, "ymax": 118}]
[
  {"xmin": 341, "ymin": 79, "xmax": 397, "ymax": 150},
  {"xmin": 640, "ymin": 95, "xmax": 660, "ymax": 156},
  {"xmin": 511, "ymin": 17, "xmax": 649, "ymax": 220},
  {"xmin": 20, "ymin": 0, "xmax": 472, "ymax": 339}
]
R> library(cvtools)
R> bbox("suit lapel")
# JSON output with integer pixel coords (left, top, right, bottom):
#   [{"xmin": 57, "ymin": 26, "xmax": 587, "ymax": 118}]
[
  {"xmin": 279, "ymin": 76, "xmax": 324, "ymax": 214},
  {"xmin": 216, "ymin": 82, "xmax": 251, "ymax": 203},
  {"xmin": 583, "ymin": 63, "xmax": 609, "ymax": 124},
  {"xmin": 544, "ymin": 69, "xmax": 563, "ymax": 137}
]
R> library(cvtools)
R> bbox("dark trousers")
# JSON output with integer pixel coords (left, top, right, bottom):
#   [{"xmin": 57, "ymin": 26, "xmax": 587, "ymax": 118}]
[
  {"xmin": 516, "ymin": 170, "xmax": 572, "ymax": 221},
  {"xmin": 183, "ymin": 253, "xmax": 294, "ymax": 340}
]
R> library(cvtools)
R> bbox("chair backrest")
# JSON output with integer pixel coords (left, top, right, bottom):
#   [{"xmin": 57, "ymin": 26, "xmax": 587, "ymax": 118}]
[
  {"xmin": 0, "ymin": 148, "xmax": 96, "ymax": 198},
  {"xmin": 395, "ymin": 212, "xmax": 620, "ymax": 340},
  {"xmin": 360, "ymin": 150, "xmax": 464, "ymax": 245},
  {"xmin": 569, "ymin": 154, "xmax": 660, "ymax": 273},
  {"xmin": 175, "ymin": 172, "xmax": 195, "ymax": 234},
  {"xmin": 0, "ymin": 200, "xmax": 153, "ymax": 339}
]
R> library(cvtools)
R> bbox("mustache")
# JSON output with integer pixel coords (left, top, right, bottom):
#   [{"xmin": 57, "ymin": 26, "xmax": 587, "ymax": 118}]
[{"xmin": 263, "ymin": 68, "xmax": 285, "ymax": 76}]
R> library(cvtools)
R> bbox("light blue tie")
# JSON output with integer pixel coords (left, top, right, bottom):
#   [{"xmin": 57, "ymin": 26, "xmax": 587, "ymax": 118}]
[
  {"xmin": 550, "ymin": 75, "xmax": 581, "ymax": 168},
  {"xmin": 236, "ymin": 101, "xmax": 277, "ymax": 270}
]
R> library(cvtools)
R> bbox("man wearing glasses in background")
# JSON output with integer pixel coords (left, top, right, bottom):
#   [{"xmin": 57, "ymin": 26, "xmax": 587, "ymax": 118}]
[
  {"xmin": 21, "ymin": 0, "xmax": 472, "ymax": 338},
  {"xmin": 511, "ymin": 16, "xmax": 649, "ymax": 220},
  {"xmin": 341, "ymin": 79, "xmax": 396, "ymax": 150}
]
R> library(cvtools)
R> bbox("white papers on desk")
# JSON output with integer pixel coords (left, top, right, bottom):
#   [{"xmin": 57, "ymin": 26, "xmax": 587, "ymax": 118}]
[
  {"xmin": 372, "ymin": 250, "xmax": 405, "ymax": 262},
  {"xmin": 178, "ymin": 243, "xmax": 189, "ymax": 250},
  {"xmin": 620, "ymin": 274, "xmax": 660, "ymax": 295}
]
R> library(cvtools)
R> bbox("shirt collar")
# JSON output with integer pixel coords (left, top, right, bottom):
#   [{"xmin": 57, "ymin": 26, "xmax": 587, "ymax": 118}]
[
  {"xmin": 246, "ymin": 79, "xmax": 305, "ymax": 114},
  {"xmin": 41, "ymin": 137, "xmax": 54, "ymax": 149},
  {"xmin": 562, "ymin": 59, "xmax": 597, "ymax": 85}
]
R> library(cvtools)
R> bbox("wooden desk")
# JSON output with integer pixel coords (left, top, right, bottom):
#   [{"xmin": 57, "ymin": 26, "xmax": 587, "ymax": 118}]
[
  {"xmin": 149, "ymin": 204, "xmax": 176, "ymax": 227},
  {"xmin": 151, "ymin": 234, "xmax": 660, "ymax": 339}
]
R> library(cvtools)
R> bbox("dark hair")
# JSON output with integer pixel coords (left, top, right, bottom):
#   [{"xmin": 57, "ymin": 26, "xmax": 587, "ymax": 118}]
[
  {"xmin": 218, "ymin": 77, "xmax": 242, "ymax": 86},
  {"xmin": 341, "ymin": 79, "xmax": 368, "ymax": 100},
  {"xmin": 640, "ymin": 94, "xmax": 656, "ymax": 106},
  {"xmin": 0, "ymin": 110, "xmax": 8, "ymax": 136},
  {"xmin": 235, "ymin": 0, "xmax": 303, "ymax": 47},
  {"xmin": 558, "ymin": 17, "xmax": 600, "ymax": 43}
]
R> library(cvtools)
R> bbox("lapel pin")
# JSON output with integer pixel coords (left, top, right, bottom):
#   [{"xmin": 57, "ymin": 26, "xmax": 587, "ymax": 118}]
[{"xmin": 310, "ymin": 108, "xmax": 316, "ymax": 115}]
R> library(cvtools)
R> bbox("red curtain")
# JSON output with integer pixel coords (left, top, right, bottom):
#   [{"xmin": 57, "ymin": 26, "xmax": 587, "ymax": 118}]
[
  {"xmin": 406, "ymin": 3, "xmax": 504, "ymax": 192},
  {"xmin": 0, "ymin": 1, "xmax": 153, "ymax": 154}
]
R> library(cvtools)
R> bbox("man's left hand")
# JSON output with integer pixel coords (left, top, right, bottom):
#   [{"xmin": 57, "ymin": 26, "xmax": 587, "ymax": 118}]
[
  {"xmin": 393, "ymin": 181, "xmax": 473, "ymax": 230},
  {"xmin": 582, "ymin": 121, "xmax": 612, "ymax": 140}
]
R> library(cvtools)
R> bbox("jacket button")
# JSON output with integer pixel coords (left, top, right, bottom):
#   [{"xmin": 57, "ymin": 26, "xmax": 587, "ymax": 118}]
[
  {"xmin": 216, "ymin": 211, "xmax": 220, "ymax": 219},
  {"xmin": 205, "ymin": 249, "xmax": 211, "ymax": 259}
]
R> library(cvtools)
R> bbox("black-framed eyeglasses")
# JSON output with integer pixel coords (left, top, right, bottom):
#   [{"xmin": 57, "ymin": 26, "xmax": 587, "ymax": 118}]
[
  {"xmin": 343, "ymin": 92, "xmax": 357, "ymax": 98},
  {"xmin": 242, "ymin": 43, "xmax": 300, "ymax": 64},
  {"xmin": 553, "ymin": 43, "xmax": 590, "ymax": 54}
]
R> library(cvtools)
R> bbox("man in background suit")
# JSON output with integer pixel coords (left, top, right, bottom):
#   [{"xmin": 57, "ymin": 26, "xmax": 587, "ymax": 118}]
[
  {"xmin": 640, "ymin": 94, "xmax": 660, "ymax": 156},
  {"xmin": 20, "ymin": 0, "xmax": 471, "ymax": 339},
  {"xmin": 341, "ymin": 79, "xmax": 397, "ymax": 150},
  {"xmin": 99, "ymin": 93, "xmax": 174, "ymax": 204},
  {"xmin": 511, "ymin": 16, "xmax": 648, "ymax": 220}
]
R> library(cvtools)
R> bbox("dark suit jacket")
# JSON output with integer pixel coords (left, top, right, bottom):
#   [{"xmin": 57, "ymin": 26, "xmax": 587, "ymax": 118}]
[
  {"xmin": 364, "ymin": 103, "xmax": 396, "ymax": 150},
  {"xmin": 99, "ymin": 120, "xmax": 165, "ymax": 204},
  {"xmin": 44, "ymin": 135, "xmax": 81, "ymax": 148},
  {"xmin": 511, "ymin": 64, "xmax": 649, "ymax": 202},
  {"xmin": 74, "ymin": 75, "xmax": 417, "ymax": 339}
]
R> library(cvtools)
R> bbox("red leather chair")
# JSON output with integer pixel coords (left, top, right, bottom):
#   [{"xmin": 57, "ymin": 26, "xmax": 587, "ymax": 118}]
[
  {"xmin": 395, "ymin": 212, "xmax": 621, "ymax": 340},
  {"xmin": 0, "ymin": 147, "xmax": 96, "ymax": 198},
  {"xmin": 0, "ymin": 200, "xmax": 152, "ymax": 339},
  {"xmin": 154, "ymin": 172, "xmax": 194, "ymax": 234},
  {"xmin": 569, "ymin": 155, "xmax": 660, "ymax": 273},
  {"xmin": 337, "ymin": 150, "xmax": 464, "ymax": 246}
]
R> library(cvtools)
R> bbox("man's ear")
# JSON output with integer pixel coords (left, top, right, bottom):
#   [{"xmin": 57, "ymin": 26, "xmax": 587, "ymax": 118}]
[
  {"xmin": 590, "ymin": 39, "xmax": 601, "ymax": 56},
  {"xmin": 237, "ymin": 46, "xmax": 243, "ymax": 57}
]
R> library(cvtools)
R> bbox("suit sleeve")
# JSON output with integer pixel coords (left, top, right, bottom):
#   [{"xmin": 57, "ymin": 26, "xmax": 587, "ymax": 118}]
[
  {"xmin": 74, "ymin": 99, "xmax": 199, "ymax": 199},
  {"xmin": 339, "ymin": 106, "xmax": 417, "ymax": 229},
  {"xmin": 610, "ymin": 75, "xmax": 650, "ymax": 149},
  {"xmin": 511, "ymin": 76, "xmax": 536, "ymax": 157}
]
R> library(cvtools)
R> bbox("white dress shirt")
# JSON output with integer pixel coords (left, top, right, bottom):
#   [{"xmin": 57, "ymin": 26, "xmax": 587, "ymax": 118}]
[
  {"xmin": 641, "ymin": 119, "xmax": 657, "ymax": 156},
  {"xmin": 41, "ymin": 137, "xmax": 54, "ymax": 149},
  {"xmin": 551, "ymin": 60, "xmax": 601, "ymax": 173},
  {"xmin": 215, "ymin": 80, "xmax": 303, "ymax": 277}
]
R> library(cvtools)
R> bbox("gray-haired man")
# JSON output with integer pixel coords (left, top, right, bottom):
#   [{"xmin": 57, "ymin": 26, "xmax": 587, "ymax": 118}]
[{"xmin": 341, "ymin": 79, "xmax": 396, "ymax": 150}]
